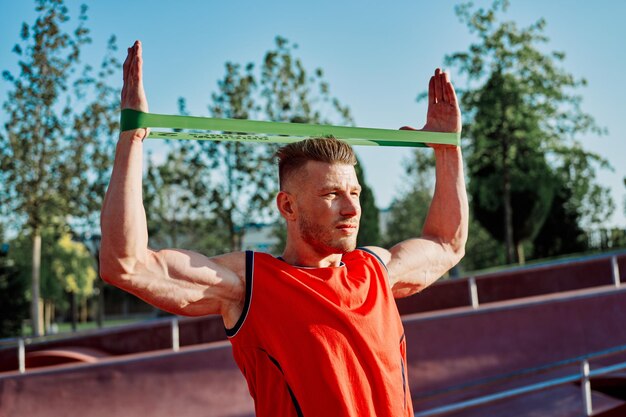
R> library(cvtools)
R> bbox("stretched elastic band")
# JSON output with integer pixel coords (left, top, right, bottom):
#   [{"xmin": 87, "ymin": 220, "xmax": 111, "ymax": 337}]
[{"xmin": 120, "ymin": 109, "xmax": 460, "ymax": 148}]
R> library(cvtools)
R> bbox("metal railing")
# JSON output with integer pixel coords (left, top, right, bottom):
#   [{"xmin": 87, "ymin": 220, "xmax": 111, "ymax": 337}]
[
  {"xmin": 460, "ymin": 254, "xmax": 623, "ymax": 310},
  {"xmin": 1, "ymin": 317, "xmax": 183, "ymax": 375},
  {"xmin": 414, "ymin": 343, "xmax": 626, "ymax": 417}
]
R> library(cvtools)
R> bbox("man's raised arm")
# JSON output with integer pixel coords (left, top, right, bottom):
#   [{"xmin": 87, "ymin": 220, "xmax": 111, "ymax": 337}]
[
  {"xmin": 99, "ymin": 41, "xmax": 245, "ymax": 327},
  {"xmin": 367, "ymin": 69, "xmax": 469, "ymax": 297}
]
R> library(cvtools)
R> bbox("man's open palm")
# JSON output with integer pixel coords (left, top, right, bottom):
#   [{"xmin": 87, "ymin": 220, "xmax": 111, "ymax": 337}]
[{"xmin": 423, "ymin": 68, "xmax": 461, "ymax": 134}]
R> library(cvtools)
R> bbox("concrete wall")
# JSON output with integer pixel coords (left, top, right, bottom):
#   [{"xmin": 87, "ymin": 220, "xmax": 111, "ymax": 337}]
[
  {"xmin": 0, "ymin": 342, "xmax": 253, "ymax": 417},
  {"xmin": 406, "ymin": 286, "xmax": 626, "ymax": 411},
  {"xmin": 395, "ymin": 252, "xmax": 626, "ymax": 315}
]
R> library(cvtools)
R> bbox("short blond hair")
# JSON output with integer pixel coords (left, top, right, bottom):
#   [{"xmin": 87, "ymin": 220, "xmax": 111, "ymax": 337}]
[{"xmin": 276, "ymin": 137, "xmax": 357, "ymax": 189}]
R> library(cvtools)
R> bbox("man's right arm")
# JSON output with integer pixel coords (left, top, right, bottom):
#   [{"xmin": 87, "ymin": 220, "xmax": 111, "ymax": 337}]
[{"xmin": 99, "ymin": 41, "xmax": 245, "ymax": 327}]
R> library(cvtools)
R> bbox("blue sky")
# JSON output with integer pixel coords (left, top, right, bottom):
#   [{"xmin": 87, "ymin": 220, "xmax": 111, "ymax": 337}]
[{"xmin": 2, "ymin": 0, "xmax": 625, "ymax": 228}]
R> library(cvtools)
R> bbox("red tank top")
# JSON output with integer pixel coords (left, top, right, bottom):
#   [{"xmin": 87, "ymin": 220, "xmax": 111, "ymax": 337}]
[{"xmin": 226, "ymin": 249, "xmax": 413, "ymax": 417}]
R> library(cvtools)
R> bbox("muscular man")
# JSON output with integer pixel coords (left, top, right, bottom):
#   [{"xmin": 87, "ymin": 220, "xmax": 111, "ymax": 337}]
[{"xmin": 100, "ymin": 41, "xmax": 468, "ymax": 416}]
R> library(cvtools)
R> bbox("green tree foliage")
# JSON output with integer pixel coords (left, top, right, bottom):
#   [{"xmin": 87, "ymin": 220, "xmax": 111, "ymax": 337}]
[
  {"xmin": 0, "ymin": 241, "xmax": 28, "ymax": 338},
  {"xmin": 0, "ymin": 0, "xmax": 120, "ymax": 335},
  {"xmin": 0, "ymin": 0, "xmax": 90, "ymax": 335},
  {"xmin": 462, "ymin": 215, "xmax": 506, "ymax": 272},
  {"xmin": 70, "ymin": 35, "xmax": 121, "ymax": 231},
  {"xmin": 383, "ymin": 150, "xmax": 435, "ymax": 247},
  {"xmin": 445, "ymin": 0, "xmax": 613, "ymax": 264},
  {"xmin": 355, "ymin": 161, "xmax": 381, "ymax": 247},
  {"xmin": 388, "ymin": 149, "xmax": 506, "ymax": 272},
  {"xmin": 150, "ymin": 36, "xmax": 376, "ymax": 254},
  {"xmin": 206, "ymin": 60, "xmax": 277, "ymax": 252},
  {"xmin": 144, "ymin": 146, "xmax": 231, "ymax": 256},
  {"xmin": 8, "ymin": 227, "xmax": 96, "ymax": 332},
  {"xmin": 532, "ymin": 185, "xmax": 589, "ymax": 258}
]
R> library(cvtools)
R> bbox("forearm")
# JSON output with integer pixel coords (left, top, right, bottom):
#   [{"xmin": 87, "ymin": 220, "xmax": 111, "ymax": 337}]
[
  {"xmin": 422, "ymin": 146, "xmax": 468, "ymax": 257},
  {"xmin": 100, "ymin": 130, "xmax": 149, "ymax": 278}
]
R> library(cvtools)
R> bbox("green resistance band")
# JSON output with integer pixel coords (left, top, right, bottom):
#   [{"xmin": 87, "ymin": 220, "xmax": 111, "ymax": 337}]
[{"xmin": 120, "ymin": 109, "xmax": 460, "ymax": 148}]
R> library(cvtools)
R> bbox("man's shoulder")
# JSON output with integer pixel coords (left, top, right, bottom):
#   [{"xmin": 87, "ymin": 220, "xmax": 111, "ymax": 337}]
[
  {"xmin": 210, "ymin": 251, "xmax": 248, "ymax": 281},
  {"xmin": 352, "ymin": 246, "xmax": 390, "ymax": 269}
]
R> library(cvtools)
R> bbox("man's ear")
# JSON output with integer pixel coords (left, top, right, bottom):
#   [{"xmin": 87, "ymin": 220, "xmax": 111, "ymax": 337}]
[{"xmin": 276, "ymin": 191, "xmax": 297, "ymax": 221}]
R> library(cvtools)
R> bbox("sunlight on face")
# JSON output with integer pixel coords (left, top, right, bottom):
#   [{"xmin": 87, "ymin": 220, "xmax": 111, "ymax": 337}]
[{"xmin": 293, "ymin": 161, "xmax": 362, "ymax": 255}]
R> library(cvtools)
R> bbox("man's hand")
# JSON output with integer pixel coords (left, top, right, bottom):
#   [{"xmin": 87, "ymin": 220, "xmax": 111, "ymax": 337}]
[
  {"xmin": 101, "ymin": 40, "xmax": 246, "ymax": 327},
  {"xmin": 374, "ymin": 68, "xmax": 467, "ymax": 297},
  {"xmin": 121, "ymin": 40, "xmax": 149, "ymax": 113},
  {"xmin": 400, "ymin": 68, "xmax": 462, "ymax": 148},
  {"xmin": 424, "ymin": 68, "xmax": 461, "ymax": 133}
]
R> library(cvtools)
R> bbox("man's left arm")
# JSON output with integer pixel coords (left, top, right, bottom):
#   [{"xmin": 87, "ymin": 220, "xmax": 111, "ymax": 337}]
[
  {"xmin": 366, "ymin": 69, "xmax": 468, "ymax": 297},
  {"xmin": 383, "ymin": 146, "xmax": 467, "ymax": 297}
]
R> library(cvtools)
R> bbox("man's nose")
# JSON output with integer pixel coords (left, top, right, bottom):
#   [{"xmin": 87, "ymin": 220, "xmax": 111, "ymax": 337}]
[{"xmin": 340, "ymin": 196, "xmax": 360, "ymax": 217}]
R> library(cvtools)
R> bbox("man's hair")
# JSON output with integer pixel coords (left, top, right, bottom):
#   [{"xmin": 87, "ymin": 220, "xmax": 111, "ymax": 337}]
[{"xmin": 276, "ymin": 137, "xmax": 357, "ymax": 189}]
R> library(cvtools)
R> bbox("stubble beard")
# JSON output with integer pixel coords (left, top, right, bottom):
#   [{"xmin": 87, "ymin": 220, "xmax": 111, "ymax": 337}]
[{"xmin": 298, "ymin": 212, "xmax": 358, "ymax": 255}]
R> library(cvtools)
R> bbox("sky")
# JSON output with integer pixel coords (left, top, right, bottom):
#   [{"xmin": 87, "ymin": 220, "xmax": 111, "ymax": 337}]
[{"xmin": 1, "ymin": 0, "xmax": 625, "ymax": 228}]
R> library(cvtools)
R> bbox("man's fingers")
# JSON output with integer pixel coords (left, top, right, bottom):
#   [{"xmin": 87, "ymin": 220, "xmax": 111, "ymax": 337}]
[
  {"xmin": 445, "ymin": 82, "xmax": 456, "ymax": 106},
  {"xmin": 444, "ymin": 71, "xmax": 459, "ymax": 106},
  {"xmin": 428, "ymin": 76, "xmax": 435, "ymax": 106},
  {"xmin": 136, "ymin": 52, "xmax": 143, "ymax": 83},
  {"xmin": 121, "ymin": 42, "xmax": 142, "ymax": 109},
  {"xmin": 128, "ymin": 43, "xmax": 141, "ymax": 87},
  {"xmin": 122, "ymin": 47, "xmax": 131, "ymax": 84},
  {"xmin": 441, "ymin": 72, "xmax": 451, "ymax": 103},
  {"xmin": 434, "ymin": 68, "xmax": 443, "ymax": 103}
]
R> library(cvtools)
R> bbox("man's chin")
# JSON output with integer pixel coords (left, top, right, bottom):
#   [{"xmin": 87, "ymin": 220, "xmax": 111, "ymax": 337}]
[{"xmin": 330, "ymin": 238, "xmax": 357, "ymax": 254}]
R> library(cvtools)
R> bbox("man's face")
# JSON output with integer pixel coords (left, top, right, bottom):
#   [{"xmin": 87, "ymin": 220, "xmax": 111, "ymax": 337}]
[{"xmin": 289, "ymin": 161, "xmax": 362, "ymax": 255}]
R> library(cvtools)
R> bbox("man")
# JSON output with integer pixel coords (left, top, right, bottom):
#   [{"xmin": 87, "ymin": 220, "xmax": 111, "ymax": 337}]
[{"xmin": 100, "ymin": 41, "xmax": 468, "ymax": 416}]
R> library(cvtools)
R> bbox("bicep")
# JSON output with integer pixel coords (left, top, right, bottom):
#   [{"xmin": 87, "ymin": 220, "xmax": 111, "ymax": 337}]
[
  {"xmin": 371, "ymin": 237, "xmax": 462, "ymax": 298},
  {"xmin": 116, "ymin": 249, "xmax": 245, "ymax": 317}
]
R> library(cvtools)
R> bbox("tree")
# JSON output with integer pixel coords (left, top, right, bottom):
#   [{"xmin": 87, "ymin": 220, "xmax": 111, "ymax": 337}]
[
  {"xmin": 51, "ymin": 232, "xmax": 97, "ymax": 329},
  {"xmin": 205, "ymin": 60, "xmax": 276, "ymax": 252},
  {"xmin": 386, "ymin": 146, "xmax": 507, "ymax": 272},
  {"xmin": 0, "ymin": 232, "xmax": 28, "ymax": 338},
  {"xmin": 0, "ymin": 0, "xmax": 92, "ymax": 335},
  {"xmin": 462, "ymin": 215, "xmax": 507, "ymax": 272},
  {"xmin": 144, "ymin": 146, "xmax": 231, "ymax": 256},
  {"xmin": 69, "ymin": 35, "xmax": 121, "ymax": 231},
  {"xmin": 355, "ymin": 161, "xmax": 381, "ymax": 247},
  {"xmin": 164, "ymin": 36, "xmax": 371, "ymax": 253},
  {"xmin": 532, "ymin": 185, "xmax": 589, "ymax": 259},
  {"xmin": 445, "ymin": 0, "xmax": 613, "ymax": 264},
  {"xmin": 1, "ymin": 1, "xmax": 121, "ymax": 335},
  {"xmin": 68, "ymin": 36, "xmax": 121, "ymax": 328},
  {"xmin": 466, "ymin": 74, "xmax": 556, "ymax": 263},
  {"xmin": 383, "ymin": 150, "xmax": 435, "ymax": 247},
  {"xmin": 8, "ymin": 227, "xmax": 96, "ymax": 332}
]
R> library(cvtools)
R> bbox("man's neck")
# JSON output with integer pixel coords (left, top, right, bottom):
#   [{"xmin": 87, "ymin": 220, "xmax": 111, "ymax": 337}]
[{"xmin": 281, "ymin": 246, "xmax": 343, "ymax": 268}]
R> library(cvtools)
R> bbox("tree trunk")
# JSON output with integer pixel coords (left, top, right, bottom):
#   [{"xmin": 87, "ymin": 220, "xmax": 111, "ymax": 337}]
[
  {"xmin": 70, "ymin": 292, "xmax": 77, "ymax": 332},
  {"xmin": 95, "ymin": 247, "xmax": 104, "ymax": 328},
  {"xmin": 516, "ymin": 242, "xmax": 526, "ymax": 265},
  {"xmin": 31, "ymin": 230, "xmax": 42, "ymax": 336},
  {"xmin": 44, "ymin": 299, "xmax": 52, "ymax": 334},
  {"xmin": 226, "ymin": 150, "xmax": 238, "ymax": 253},
  {"xmin": 80, "ymin": 297, "xmax": 88, "ymax": 323},
  {"xmin": 502, "ymin": 137, "xmax": 516, "ymax": 264}
]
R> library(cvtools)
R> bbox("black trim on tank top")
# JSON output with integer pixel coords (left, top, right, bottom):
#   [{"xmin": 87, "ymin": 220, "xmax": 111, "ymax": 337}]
[
  {"xmin": 261, "ymin": 349, "xmax": 305, "ymax": 417},
  {"xmin": 225, "ymin": 250, "xmax": 253, "ymax": 337},
  {"xmin": 400, "ymin": 332, "xmax": 407, "ymax": 409},
  {"xmin": 276, "ymin": 256, "xmax": 345, "ymax": 268},
  {"xmin": 357, "ymin": 246, "xmax": 388, "ymax": 272}
]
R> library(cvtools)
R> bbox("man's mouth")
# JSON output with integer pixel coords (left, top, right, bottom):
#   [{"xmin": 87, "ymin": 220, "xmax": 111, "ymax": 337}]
[{"xmin": 336, "ymin": 223, "xmax": 358, "ymax": 231}]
